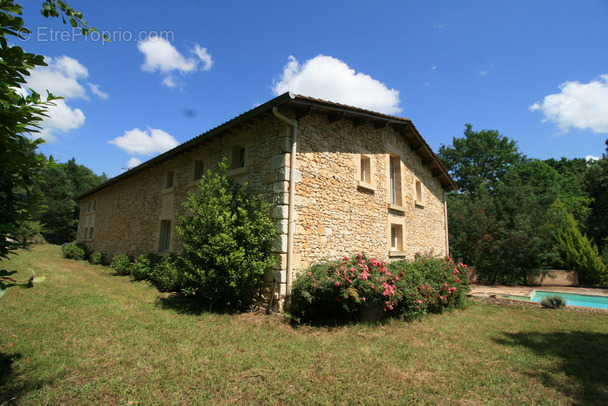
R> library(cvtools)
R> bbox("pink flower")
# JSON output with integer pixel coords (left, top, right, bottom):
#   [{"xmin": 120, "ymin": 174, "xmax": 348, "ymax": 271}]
[
  {"xmin": 416, "ymin": 299, "xmax": 422, "ymax": 304},
  {"xmin": 335, "ymin": 281, "xmax": 340, "ymax": 287}
]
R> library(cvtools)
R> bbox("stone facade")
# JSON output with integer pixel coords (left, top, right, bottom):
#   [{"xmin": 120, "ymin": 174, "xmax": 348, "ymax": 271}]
[{"xmin": 77, "ymin": 93, "xmax": 456, "ymax": 299}]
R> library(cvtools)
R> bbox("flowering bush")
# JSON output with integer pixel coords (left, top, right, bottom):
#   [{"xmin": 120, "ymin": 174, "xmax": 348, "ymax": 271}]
[
  {"xmin": 89, "ymin": 251, "xmax": 104, "ymax": 265},
  {"xmin": 289, "ymin": 253, "xmax": 470, "ymax": 324},
  {"xmin": 61, "ymin": 242, "xmax": 87, "ymax": 260}
]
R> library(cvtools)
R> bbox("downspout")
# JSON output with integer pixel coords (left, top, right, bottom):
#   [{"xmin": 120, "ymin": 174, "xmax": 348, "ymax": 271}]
[
  {"xmin": 443, "ymin": 190, "xmax": 450, "ymax": 256},
  {"xmin": 272, "ymin": 107, "xmax": 297, "ymax": 297}
]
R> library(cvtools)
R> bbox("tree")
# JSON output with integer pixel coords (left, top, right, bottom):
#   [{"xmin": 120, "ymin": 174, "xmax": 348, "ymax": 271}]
[
  {"xmin": 176, "ymin": 159, "xmax": 277, "ymax": 311},
  {"xmin": 438, "ymin": 124, "xmax": 526, "ymax": 194},
  {"xmin": 547, "ymin": 200, "xmax": 607, "ymax": 286},
  {"xmin": 1, "ymin": 0, "xmax": 102, "ymax": 257},
  {"xmin": 37, "ymin": 165, "xmax": 77, "ymax": 243},
  {"xmin": 584, "ymin": 140, "xmax": 608, "ymax": 251},
  {"xmin": 1, "ymin": 0, "xmax": 101, "ymax": 297}
]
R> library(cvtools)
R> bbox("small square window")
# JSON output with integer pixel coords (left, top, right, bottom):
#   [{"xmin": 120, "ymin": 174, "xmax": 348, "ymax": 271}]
[
  {"xmin": 165, "ymin": 171, "xmax": 175, "ymax": 189},
  {"xmin": 193, "ymin": 160, "xmax": 204, "ymax": 180}
]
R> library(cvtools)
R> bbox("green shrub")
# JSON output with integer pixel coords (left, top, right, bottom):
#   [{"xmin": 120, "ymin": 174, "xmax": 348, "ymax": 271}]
[
  {"xmin": 540, "ymin": 294, "xmax": 566, "ymax": 309},
  {"xmin": 110, "ymin": 252, "xmax": 133, "ymax": 276},
  {"xmin": 130, "ymin": 254, "xmax": 162, "ymax": 281},
  {"xmin": 61, "ymin": 242, "xmax": 87, "ymax": 260},
  {"xmin": 146, "ymin": 255, "xmax": 183, "ymax": 292},
  {"xmin": 289, "ymin": 252, "xmax": 471, "ymax": 324},
  {"xmin": 176, "ymin": 159, "xmax": 277, "ymax": 311},
  {"xmin": 89, "ymin": 251, "xmax": 104, "ymax": 265}
]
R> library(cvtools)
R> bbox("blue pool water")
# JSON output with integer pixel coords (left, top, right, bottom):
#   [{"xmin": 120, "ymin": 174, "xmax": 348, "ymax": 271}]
[{"xmin": 531, "ymin": 291, "xmax": 608, "ymax": 310}]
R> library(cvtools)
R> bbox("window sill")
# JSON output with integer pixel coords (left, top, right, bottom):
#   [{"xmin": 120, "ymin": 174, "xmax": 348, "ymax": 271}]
[
  {"xmin": 387, "ymin": 203, "xmax": 406, "ymax": 213},
  {"xmin": 415, "ymin": 201, "xmax": 425, "ymax": 208},
  {"xmin": 357, "ymin": 181, "xmax": 375, "ymax": 192},
  {"xmin": 227, "ymin": 167, "xmax": 247, "ymax": 178},
  {"xmin": 389, "ymin": 250, "xmax": 406, "ymax": 258},
  {"xmin": 188, "ymin": 179, "xmax": 202, "ymax": 188},
  {"xmin": 162, "ymin": 186, "xmax": 175, "ymax": 195}
]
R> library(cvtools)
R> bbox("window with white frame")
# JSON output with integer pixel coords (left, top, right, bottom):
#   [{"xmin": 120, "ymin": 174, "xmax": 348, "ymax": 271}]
[
  {"xmin": 389, "ymin": 154, "xmax": 402, "ymax": 206},
  {"xmin": 390, "ymin": 223, "xmax": 403, "ymax": 251}
]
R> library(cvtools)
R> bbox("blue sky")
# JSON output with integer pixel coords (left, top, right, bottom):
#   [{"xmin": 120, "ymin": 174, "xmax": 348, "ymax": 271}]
[{"xmin": 17, "ymin": 0, "xmax": 608, "ymax": 177}]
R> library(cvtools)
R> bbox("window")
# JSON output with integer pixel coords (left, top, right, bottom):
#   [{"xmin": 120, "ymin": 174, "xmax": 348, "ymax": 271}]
[
  {"xmin": 232, "ymin": 146, "xmax": 246, "ymax": 169},
  {"xmin": 390, "ymin": 224, "xmax": 403, "ymax": 251},
  {"xmin": 92, "ymin": 200, "xmax": 96, "ymax": 212},
  {"xmin": 415, "ymin": 180, "xmax": 424, "ymax": 206},
  {"xmin": 159, "ymin": 220, "xmax": 172, "ymax": 252},
  {"xmin": 84, "ymin": 228, "xmax": 88, "ymax": 240},
  {"xmin": 356, "ymin": 149, "xmax": 375, "ymax": 192},
  {"xmin": 193, "ymin": 160, "xmax": 204, "ymax": 180},
  {"xmin": 361, "ymin": 155, "xmax": 371, "ymax": 184},
  {"xmin": 389, "ymin": 154, "xmax": 402, "ymax": 206},
  {"xmin": 165, "ymin": 171, "xmax": 175, "ymax": 189},
  {"xmin": 89, "ymin": 227, "xmax": 94, "ymax": 240}
]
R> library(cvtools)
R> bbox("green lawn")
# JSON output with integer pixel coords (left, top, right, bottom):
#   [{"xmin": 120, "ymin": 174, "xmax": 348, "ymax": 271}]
[{"xmin": 1, "ymin": 245, "xmax": 607, "ymax": 405}]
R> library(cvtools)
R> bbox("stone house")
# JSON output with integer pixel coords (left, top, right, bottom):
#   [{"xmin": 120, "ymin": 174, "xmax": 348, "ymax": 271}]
[{"xmin": 77, "ymin": 92, "xmax": 457, "ymax": 298}]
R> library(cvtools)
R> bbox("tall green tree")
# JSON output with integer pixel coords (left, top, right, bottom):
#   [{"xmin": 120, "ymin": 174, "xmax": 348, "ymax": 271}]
[
  {"xmin": 584, "ymin": 140, "xmax": 608, "ymax": 251},
  {"xmin": 547, "ymin": 199, "xmax": 607, "ymax": 286},
  {"xmin": 37, "ymin": 165, "xmax": 76, "ymax": 244},
  {"xmin": 0, "ymin": 0, "xmax": 102, "ymax": 257},
  {"xmin": 1, "ymin": 0, "xmax": 101, "ymax": 297},
  {"xmin": 438, "ymin": 124, "xmax": 526, "ymax": 193}
]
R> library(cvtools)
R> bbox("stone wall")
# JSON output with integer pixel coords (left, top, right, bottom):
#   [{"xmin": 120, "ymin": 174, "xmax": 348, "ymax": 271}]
[
  {"xmin": 293, "ymin": 111, "xmax": 448, "ymax": 270},
  {"xmin": 78, "ymin": 114, "xmax": 292, "ymax": 291}
]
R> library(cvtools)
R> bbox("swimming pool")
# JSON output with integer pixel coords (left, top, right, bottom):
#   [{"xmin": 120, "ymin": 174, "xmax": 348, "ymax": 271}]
[
  {"xmin": 498, "ymin": 291, "xmax": 608, "ymax": 310},
  {"xmin": 532, "ymin": 291, "xmax": 608, "ymax": 310}
]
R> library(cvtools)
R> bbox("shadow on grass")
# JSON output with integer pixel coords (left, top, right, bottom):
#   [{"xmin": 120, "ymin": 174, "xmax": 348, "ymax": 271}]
[
  {"xmin": 495, "ymin": 331, "xmax": 608, "ymax": 405},
  {"xmin": 155, "ymin": 293, "xmax": 239, "ymax": 316},
  {"xmin": 0, "ymin": 351, "xmax": 29, "ymax": 404}
]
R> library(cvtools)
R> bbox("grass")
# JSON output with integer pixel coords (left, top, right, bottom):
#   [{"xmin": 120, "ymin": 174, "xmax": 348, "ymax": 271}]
[{"xmin": 1, "ymin": 244, "xmax": 608, "ymax": 405}]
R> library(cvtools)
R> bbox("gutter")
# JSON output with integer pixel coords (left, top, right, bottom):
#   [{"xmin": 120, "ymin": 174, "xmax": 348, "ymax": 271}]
[
  {"xmin": 272, "ymin": 106, "xmax": 298, "ymax": 297},
  {"xmin": 443, "ymin": 190, "xmax": 450, "ymax": 256}
]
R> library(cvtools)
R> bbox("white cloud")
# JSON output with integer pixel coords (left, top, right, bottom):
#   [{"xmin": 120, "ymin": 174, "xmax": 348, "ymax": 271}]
[
  {"xmin": 586, "ymin": 155, "xmax": 600, "ymax": 161},
  {"xmin": 21, "ymin": 56, "xmax": 107, "ymax": 141},
  {"xmin": 272, "ymin": 55, "xmax": 401, "ymax": 115},
  {"xmin": 126, "ymin": 157, "xmax": 142, "ymax": 169},
  {"xmin": 25, "ymin": 55, "xmax": 88, "ymax": 99},
  {"xmin": 137, "ymin": 37, "xmax": 213, "ymax": 87},
  {"xmin": 109, "ymin": 127, "xmax": 179, "ymax": 156},
  {"xmin": 88, "ymin": 83, "xmax": 109, "ymax": 99},
  {"xmin": 192, "ymin": 44, "xmax": 213, "ymax": 71},
  {"xmin": 530, "ymin": 74, "xmax": 608, "ymax": 133}
]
